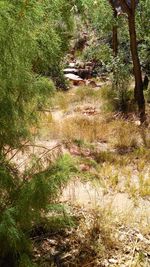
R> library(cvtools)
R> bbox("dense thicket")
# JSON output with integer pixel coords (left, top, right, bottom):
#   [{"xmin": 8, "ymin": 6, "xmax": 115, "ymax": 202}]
[
  {"xmin": 0, "ymin": 1, "xmax": 75, "ymax": 266},
  {"xmin": 0, "ymin": 0, "xmax": 74, "ymax": 150}
]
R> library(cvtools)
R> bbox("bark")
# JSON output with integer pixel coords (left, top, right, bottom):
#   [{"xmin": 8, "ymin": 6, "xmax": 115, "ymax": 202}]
[
  {"xmin": 108, "ymin": 0, "xmax": 146, "ymax": 122},
  {"xmin": 109, "ymin": 0, "xmax": 118, "ymax": 56},
  {"xmin": 112, "ymin": 9, "xmax": 118, "ymax": 56},
  {"xmin": 128, "ymin": 14, "xmax": 146, "ymax": 122}
]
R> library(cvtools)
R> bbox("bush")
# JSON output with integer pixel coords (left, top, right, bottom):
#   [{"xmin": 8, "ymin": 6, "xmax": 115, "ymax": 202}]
[
  {"xmin": 111, "ymin": 55, "xmax": 131, "ymax": 112},
  {"xmin": 0, "ymin": 155, "xmax": 75, "ymax": 266},
  {"xmin": 100, "ymin": 57, "xmax": 132, "ymax": 113},
  {"xmin": 0, "ymin": 1, "xmax": 74, "ymax": 266}
]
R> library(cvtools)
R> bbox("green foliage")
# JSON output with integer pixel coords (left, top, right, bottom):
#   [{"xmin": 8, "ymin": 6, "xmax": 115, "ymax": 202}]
[
  {"xmin": 0, "ymin": 1, "xmax": 59, "ymax": 149},
  {"xmin": 32, "ymin": 0, "xmax": 74, "ymax": 88},
  {"xmin": 83, "ymin": 44, "xmax": 112, "ymax": 73},
  {"xmin": 0, "ymin": 155, "xmax": 75, "ymax": 266},
  {"xmin": 144, "ymin": 85, "xmax": 150, "ymax": 103},
  {"xmin": 0, "ymin": 0, "xmax": 74, "ymax": 149},
  {"xmin": 81, "ymin": 0, "xmax": 113, "ymax": 35},
  {"xmin": 111, "ymin": 55, "xmax": 131, "ymax": 112},
  {"xmin": 34, "ymin": 77, "xmax": 55, "ymax": 109},
  {"xmin": 136, "ymin": 0, "xmax": 150, "ymax": 73},
  {"xmin": 0, "ymin": 2, "xmax": 76, "ymax": 265},
  {"xmin": 0, "ymin": 0, "xmax": 150, "ymax": 265}
]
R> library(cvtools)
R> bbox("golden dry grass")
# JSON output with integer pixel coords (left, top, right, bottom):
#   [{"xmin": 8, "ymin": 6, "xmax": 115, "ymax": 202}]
[
  {"xmin": 32, "ymin": 84, "xmax": 150, "ymax": 267},
  {"xmin": 61, "ymin": 115, "xmax": 111, "ymax": 143},
  {"xmin": 37, "ymin": 85, "xmax": 150, "ymax": 202}
]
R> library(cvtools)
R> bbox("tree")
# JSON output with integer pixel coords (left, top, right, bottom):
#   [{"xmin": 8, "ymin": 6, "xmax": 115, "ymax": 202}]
[
  {"xmin": 109, "ymin": 0, "xmax": 146, "ymax": 122},
  {"xmin": 0, "ymin": 1, "xmax": 75, "ymax": 265},
  {"xmin": 109, "ymin": 0, "xmax": 118, "ymax": 57}
]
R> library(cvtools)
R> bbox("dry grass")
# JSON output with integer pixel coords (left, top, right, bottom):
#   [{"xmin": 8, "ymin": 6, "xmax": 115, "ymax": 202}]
[
  {"xmin": 38, "ymin": 106, "xmax": 150, "ymax": 203},
  {"xmin": 74, "ymin": 85, "xmax": 101, "ymax": 102},
  {"xmin": 37, "ymin": 84, "xmax": 150, "ymax": 206},
  {"xmin": 60, "ymin": 116, "xmax": 146, "ymax": 150},
  {"xmin": 50, "ymin": 91, "xmax": 70, "ymax": 111},
  {"xmin": 125, "ymin": 173, "xmax": 150, "ymax": 199},
  {"xmin": 109, "ymin": 119, "xmax": 142, "ymax": 149},
  {"xmin": 70, "ymin": 142, "xmax": 150, "ymax": 200},
  {"xmin": 14, "ymin": 80, "xmax": 150, "ymax": 266},
  {"xmin": 33, "ymin": 205, "xmax": 120, "ymax": 267},
  {"xmin": 49, "ymin": 86, "xmax": 102, "ymax": 112},
  {"xmin": 61, "ymin": 115, "xmax": 110, "ymax": 143}
]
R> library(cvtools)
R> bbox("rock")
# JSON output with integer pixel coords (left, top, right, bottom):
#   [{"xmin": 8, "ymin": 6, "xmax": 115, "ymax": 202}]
[
  {"xmin": 69, "ymin": 62, "xmax": 76, "ymax": 68},
  {"xmin": 63, "ymin": 68, "xmax": 78, "ymax": 74},
  {"xmin": 64, "ymin": 73, "xmax": 83, "ymax": 81},
  {"xmin": 69, "ymin": 146, "xmax": 81, "ymax": 156},
  {"xmin": 108, "ymin": 258, "xmax": 118, "ymax": 264},
  {"xmin": 64, "ymin": 73, "xmax": 85, "ymax": 86},
  {"xmin": 82, "ymin": 106, "xmax": 97, "ymax": 115},
  {"xmin": 81, "ymin": 148, "xmax": 91, "ymax": 156}
]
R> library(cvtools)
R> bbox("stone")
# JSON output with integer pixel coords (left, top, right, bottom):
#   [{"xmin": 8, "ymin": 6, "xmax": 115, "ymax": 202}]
[
  {"xmin": 108, "ymin": 258, "xmax": 118, "ymax": 264},
  {"xmin": 64, "ymin": 73, "xmax": 85, "ymax": 86},
  {"xmin": 64, "ymin": 73, "xmax": 83, "ymax": 81},
  {"xmin": 69, "ymin": 62, "xmax": 76, "ymax": 68},
  {"xmin": 63, "ymin": 68, "xmax": 78, "ymax": 74}
]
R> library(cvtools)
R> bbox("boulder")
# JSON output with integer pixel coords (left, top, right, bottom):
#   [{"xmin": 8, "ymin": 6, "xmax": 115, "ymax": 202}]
[
  {"xmin": 64, "ymin": 73, "xmax": 85, "ymax": 86},
  {"xmin": 63, "ymin": 68, "xmax": 78, "ymax": 74}
]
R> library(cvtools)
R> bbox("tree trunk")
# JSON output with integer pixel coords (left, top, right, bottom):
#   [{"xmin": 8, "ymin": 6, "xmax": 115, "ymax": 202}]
[
  {"xmin": 109, "ymin": 0, "xmax": 118, "ymax": 56},
  {"xmin": 128, "ymin": 14, "xmax": 146, "ymax": 122},
  {"xmin": 112, "ymin": 10, "xmax": 118, "ymax": 57}
]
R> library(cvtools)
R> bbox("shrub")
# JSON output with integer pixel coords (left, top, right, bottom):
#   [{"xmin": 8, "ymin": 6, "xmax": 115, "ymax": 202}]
[
  {"xmin": 0, "ymin": 1, "xmax": 74, "ymax": 266},
  {"xmin": 111, "ymin": 55, "xmax": 131, "ymax": 113},
  {"xmin": 0, "ymin": 154, "xmax": 75, "ymax": 266}
]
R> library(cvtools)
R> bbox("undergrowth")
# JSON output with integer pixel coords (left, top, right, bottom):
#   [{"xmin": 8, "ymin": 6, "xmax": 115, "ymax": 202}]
[{"xmin": 0, "ymin": 154, "xmax": 75, "ymax": 267}]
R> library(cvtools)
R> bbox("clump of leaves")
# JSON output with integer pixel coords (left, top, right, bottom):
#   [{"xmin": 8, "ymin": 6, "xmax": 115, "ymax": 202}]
[
  {"xmin": 111, "ymin": 55, "xmax": 132, "ymax": 113},
  {"xmin": 0, "ymin": 154, "xmax": 75, "ymax": 266}
]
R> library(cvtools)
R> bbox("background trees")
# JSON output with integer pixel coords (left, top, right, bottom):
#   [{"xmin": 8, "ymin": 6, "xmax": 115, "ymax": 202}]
[
  {"xmin": 110, "ymin": 0, "xmax": 146, "ymax": 122},
  {"xmin": 79, "ymin": 0, "xmax": 150, "ymax": 120}
]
